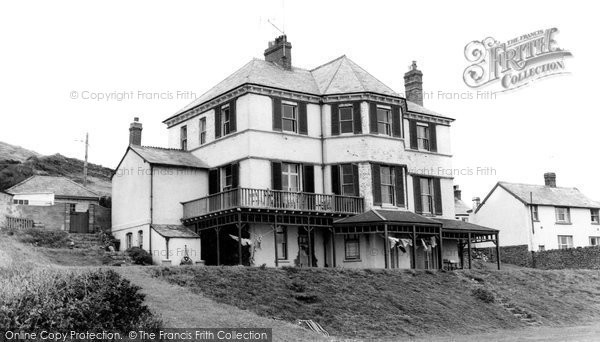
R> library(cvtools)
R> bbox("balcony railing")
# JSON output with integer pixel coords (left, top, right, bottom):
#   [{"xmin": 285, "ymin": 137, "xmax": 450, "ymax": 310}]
[{"xmin": 182, "ymin": 187, "xmax": 364, "ymax": 219}]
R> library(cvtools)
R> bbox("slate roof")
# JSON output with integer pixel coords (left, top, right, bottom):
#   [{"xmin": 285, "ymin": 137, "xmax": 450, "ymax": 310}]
[
  {"xmin": 151, "ymin": 224, "xmax": 199, "ymax": 238},
  {"xmin": 130, "ymin": 145, "xmax": 208, "ymax": 169},
  {"xmin": 476, "ymin": 182, "xmax": 600, "ymax": 212},
  {"xmin": 334, "ymin": 209, "xmax": 441, "ymax": 226},
  {"xmin": 6, "ymin": 175, "xmax": 99, "ymax": 199},
  {"xmin": 455, "ymin": 198, "xmax": 471, "ymax": 216},
  {"xmin": 166, "ymin": 56, "xmax": 449, "ymax": 122},
  {"xmin": 434, "ymin": 218, "xmax": 498, "ymax": 232}
]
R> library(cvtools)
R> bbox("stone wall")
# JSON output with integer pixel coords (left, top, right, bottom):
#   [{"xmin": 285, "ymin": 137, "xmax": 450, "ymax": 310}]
[
  {"xmin": 475, "ymin": 244, "xmax": 533, "ymax": 268},
  {"xmin": 477, "ymin": 244, "xmax": 600, "ymax": 270}
]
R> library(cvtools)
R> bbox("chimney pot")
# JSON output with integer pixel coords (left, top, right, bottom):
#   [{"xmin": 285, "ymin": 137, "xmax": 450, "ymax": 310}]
[
  {"xmin": 264, "ymin": 35, "xmax": 292, "ymax": 70},
  {"xmin": 454, "ymin": 185, "xmax": 462, "ymax": 200},
  {"xmin": 129, "ymin": 117, "xmax": 143, "ymax": 146},
  {"xmin": 404, "ymin": 61, "xmax": 423, "ymax": 106},
  {"xmin": 544, "ymin": 172, "xmax": 557, "ymax": 187},
  {"xmin": 472, "ymin": 197, "xmax": 481, "ymax": 211}
]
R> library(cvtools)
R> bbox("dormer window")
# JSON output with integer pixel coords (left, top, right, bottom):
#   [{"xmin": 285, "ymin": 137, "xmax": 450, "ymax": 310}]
[
  {"xmin": 282, "ymin": 102, "xmax": 298, "ymax": 133},
  {"xmin": 416, "ymin": 124, "xmax": 430, "ymax": 151},
  {"xmin": 377, "ymin": 107, "xmax": 392, "ymax": 136}
]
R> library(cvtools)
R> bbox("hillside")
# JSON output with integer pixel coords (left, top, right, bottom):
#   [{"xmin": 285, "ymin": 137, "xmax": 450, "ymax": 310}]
[{"xmin": 0, "ymin": 142, "xmax": 112, "ymax": 197}]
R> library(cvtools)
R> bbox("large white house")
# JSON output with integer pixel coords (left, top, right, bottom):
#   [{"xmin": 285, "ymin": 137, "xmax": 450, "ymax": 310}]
[
  {"xmin": 112, "ymin": 36, "xmax": 499, "ymax": 268},
  {"xmin": 472, "ymin": 173, "xmax": 600, "ymax": 251}
]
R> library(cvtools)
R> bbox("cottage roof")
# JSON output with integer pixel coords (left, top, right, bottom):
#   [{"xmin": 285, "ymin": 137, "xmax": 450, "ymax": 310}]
[
  {"xmin": 5, "ymin": 175, "xmax": 99, "ymax": 199},
  {"xmin": 130, "ymin": 145, "xmax": 208, "ymax": 169},
  {"xmin": 151, "ymin": 224, "xmax": 199, "ymax": 238},
  {"xmin": 165, "ymin": 56, "xmax": 449, "ymax": 122},
  {"xmin": 476, "ymin": 182, "xmax": 600, "ymax": 213}
]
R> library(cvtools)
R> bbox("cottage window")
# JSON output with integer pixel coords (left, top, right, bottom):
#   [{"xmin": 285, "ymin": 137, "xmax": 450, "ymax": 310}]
[
  {"xmin": 377, "ymin": 107, "xmax": 392, "ymax": 136},
  {"xmin": 344, "ymin": 234, "xmax": 360, "ymax": 260},
  {"xmin": 13, "ymin": 199, "xmax": 29, "ymax": 205},
  {"xmin": 416, "ymin": 124, "xmax": 430, "ymax": 151},
  {"xmin": 199, "ymin": 117, "xmax": 207, "ymax": 145},
  {"xmin": 222, "ymin": 104, "xmax": 231, "ymax": 136},
  {"xmin": 590, "ymin": 237, "xmax": 600, "ymax": 246},
  {"xmin": 138, "ymin": 230, "xmax": 143, "ymax": 249},
  {"xmin": 591, "ymin": 209, "xmax": 599, "ymax": 224},
  {"xmin": 339, "ymin": 105, "xmax": 354, "ymax": 134},
  {"xmin": 180, "ymin": 125, "xmax": 187, "ymax": 151},
  {"xmin": 557, "ymin": 235, "xmax": 573, "ymax": 249},
  {"xmin": 538, "ymin": 245, "xmax": 545, "ymax": 251},
  {"xmin": 126, "ymin": 233, "xmax": 133, "ymax": 249},
  {"xmin": 281, "ymin": 102, "xmax": 297, "ymax": 133},
  {"xmin": 281, "ymin": 163, "xmax": 301, "ymax": 192},
  {"xmin": 380, "ymin": 166, "xmax": 395, "ymax": 205},
  {"xmin": 276, "ymin": 226, "xmax": 288, "ymax": 260},
  {"xmin": 69, "ymin": 203, "xmax": 76, "ymax": 212},
  {"xmin": 555, "ymin": 207, "xmax": 571, "ymax": 223},
  {"xmin": 420, "ymin": 178, "xmax": 434, "ymax": 214},
  {"xmin": 531, "ymin": 205, "xmax": 539, "ymax": 221},
  {"xmin": 341, "ymin": 164, "xmax": 355, "ymax": 196}
]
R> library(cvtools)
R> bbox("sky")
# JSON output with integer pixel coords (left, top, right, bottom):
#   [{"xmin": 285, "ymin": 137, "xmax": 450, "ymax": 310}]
[{"xmin": 0, "ymin": 0, "xmax": 598, "ymax": 203}]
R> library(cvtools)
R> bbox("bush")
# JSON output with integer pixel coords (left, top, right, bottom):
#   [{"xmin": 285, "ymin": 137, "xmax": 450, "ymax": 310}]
[
  {"xmin": 472, "ymin": 288, "xmax": 495, "ymax": 303},
  {"xmin": 127, "ymin": 247, "xmax": 153, "ymax": 265},
  {"xmin": 0, "ymin": 269, "xmax": 162, "ymax": 331},
  {"xmin": 15, "ymin": 228, "xmax": 70, "ymax": 248}
]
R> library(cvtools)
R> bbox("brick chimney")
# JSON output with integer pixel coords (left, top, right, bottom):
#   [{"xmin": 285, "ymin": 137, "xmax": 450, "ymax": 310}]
[
  {"xmin": 454, "ymin": 185, "xmax": 462, "ymax": 200},
  {"xmin": 264, "ymin": 35, "xmax": 292, "ymax": 70},
  {"xmin": 472, "ymin": 197, "xmax": 481, "ymax": 211},
  {"xmin": 129, "ymin": 117, "xmax": 142, "ymax": 146},
  {"xmin": 544, "ymin": 172, "xmax": 556, "ymax": 187},
  {"xmin": 404, "ymin": 61, "xmax": 423, "ymax": 106}
]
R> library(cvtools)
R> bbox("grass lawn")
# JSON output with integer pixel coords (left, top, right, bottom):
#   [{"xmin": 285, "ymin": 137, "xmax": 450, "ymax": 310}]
[{"xmin": 152, "ymin": 266, "xmax": 600, "ymax": 340}]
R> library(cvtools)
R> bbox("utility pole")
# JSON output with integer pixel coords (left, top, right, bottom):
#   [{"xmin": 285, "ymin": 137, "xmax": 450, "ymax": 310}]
[{"xmin": 83, "ymin": 132, "xmax": 89, "ymax": 187}]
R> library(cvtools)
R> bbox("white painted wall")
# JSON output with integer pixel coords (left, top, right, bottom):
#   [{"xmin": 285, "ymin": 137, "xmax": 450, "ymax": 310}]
[
  {"xmin": 152, "ymin": 165, "xmax": 207, "ymax": 224},
  {"xmin": 531, "ymin": 206, "xmax": 600, "ymax": 250},
  {"xmin": 112, "ymin": 151, "xmax": 151, "ymax": 231},
  {"xmin": 12, "ymin": 193, "xmax": 54, "ymax": 206}
]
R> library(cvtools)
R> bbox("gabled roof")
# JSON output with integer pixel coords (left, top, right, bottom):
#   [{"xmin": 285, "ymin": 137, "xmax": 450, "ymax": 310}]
[
  {"xmin": 166, "ymin": 56, "xmax": 449, "ymax": 123},
  {"xmin": 334, "ymin": 209, "xmax": 441, "ymax": 226},
  {"xmin": 5, "ymin": 175, "xmax": 99, "ymax": 199},
  {"xmin": 455, "ymin": 198, "xmax": 471, "ymax": 216},
  {"xmin": 130, "ymin": 145, "xmax": 208, "ymax": 169},
  {"xmin": 434, "ymin": 218, "xmax": 498, "ymax": 233},
  {"xmin": 151, "ymin": 224, "xmax": 199, "ymax": 238},
  {"xmin": 476, "ymin": 182, "xmax": 600, "ymax": 213}
]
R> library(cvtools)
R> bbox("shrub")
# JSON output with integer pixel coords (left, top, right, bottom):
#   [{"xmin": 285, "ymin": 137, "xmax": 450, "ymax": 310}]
[
  {"xmin": 15, "ymin": 228, "xmax": 70, "ymax": 248},
  {"xmin": 0, "ymin": 269, "xmax": 162, "ymax": 331},
  {"xmin": 472, "ymin": 288, "xmax": 495, "ymax": 303},
  {"xmin": 127, "ymin": 247, "xmax": 153, "ymax": 265}
]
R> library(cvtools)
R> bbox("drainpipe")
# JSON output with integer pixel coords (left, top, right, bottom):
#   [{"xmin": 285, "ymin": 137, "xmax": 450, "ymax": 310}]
[
  {"xmin": 319, "ymin": 100, "xmax": 326, "ymax": 192},
  {"xmin": 149, "ymin": 164, "xmax": 153, "ymax": 261}
]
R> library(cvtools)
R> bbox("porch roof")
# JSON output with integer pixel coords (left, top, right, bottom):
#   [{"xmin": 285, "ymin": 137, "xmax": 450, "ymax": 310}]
[
  {"xmin": 434, "ymin": 218, "xmax": 498, "ymax": 233},
  {"xmin": 333, "ymin": 209, "xmax": 441, "ymax": 226},
  {"xmin": 151, "ymin": 224, "xmax": 199, "ymax": 238}
]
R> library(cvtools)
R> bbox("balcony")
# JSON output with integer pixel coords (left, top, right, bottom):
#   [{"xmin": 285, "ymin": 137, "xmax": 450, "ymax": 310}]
[{"xmin": 182, "ymin": 187, "xmax": 365, "ymax": 220}]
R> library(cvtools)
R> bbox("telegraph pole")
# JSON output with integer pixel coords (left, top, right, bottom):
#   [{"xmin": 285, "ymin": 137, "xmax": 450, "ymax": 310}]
[{"xmin": 83, "ymin": 133, "xmax": 89, "ymax": 187}]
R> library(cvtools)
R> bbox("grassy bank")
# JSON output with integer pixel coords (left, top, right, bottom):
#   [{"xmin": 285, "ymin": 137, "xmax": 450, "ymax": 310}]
[{"xmin": 152, "ymin": 266, "xmax": 600, "ymax": 340}]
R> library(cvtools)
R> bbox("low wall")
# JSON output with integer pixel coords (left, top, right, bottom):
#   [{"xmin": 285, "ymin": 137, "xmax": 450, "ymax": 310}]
[
  {"xmin": 477, "ymin": 244, "xmax": 600, "ymax": 270},
  {"xmin": 476, "ymin": 244, "xmax": 533, "ymax": 268}
]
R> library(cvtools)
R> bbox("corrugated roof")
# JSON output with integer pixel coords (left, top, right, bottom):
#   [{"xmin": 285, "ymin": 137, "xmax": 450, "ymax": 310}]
[
  {"xmin": 151, "ymin": 224, "xmax": 199, "ymax": 238},
  {"xmin": 131, "ymin": 145, "xmax": 208, "ymax": 169},
  {"xmin": 6, "ymin": 175, "xmax": 99, "ymax": 198},
  {"xmin": 167, "ymin": 56, "xmax": 447, "ymax": 122},
  {"xmin": 434, "ymin": 218, "xmax": 498, "ymax": 232},
  {"xmin": 497, "ymin": 182, "xmax": 600, "ymax": 209},
  {"xmin": 334, "ymin": 209, "xmax": 441, "ymax": 225}
]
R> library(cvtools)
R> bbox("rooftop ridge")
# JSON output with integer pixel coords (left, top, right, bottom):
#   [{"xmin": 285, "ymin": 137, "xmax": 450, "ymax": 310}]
[
  {"xmin": 310, "ymin": 55, "xmax": 347, "ymax": 72},
  {"xmin": 498, "ymin": 181, "xmax": 578, "ymax": 190},
  {"xmin": 137, "ymin": 145, "xmax": 186, "ymax": 152}
]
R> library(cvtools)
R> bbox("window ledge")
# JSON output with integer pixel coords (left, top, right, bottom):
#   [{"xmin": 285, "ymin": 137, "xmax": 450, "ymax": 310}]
[
  {"xmin": 555, "ymin": 222, "xmax": 572, "ymax": 225},
  {"xmin": 405, "ymin": 148, "xmax": 452, "ymax": 157},
  {"xmin": 343, "ymin": 259, "xmax": 362, "ymax": 263},
  {"xmin": 277, "ymin": 259, "xmax": 291, "ymax": 263}
]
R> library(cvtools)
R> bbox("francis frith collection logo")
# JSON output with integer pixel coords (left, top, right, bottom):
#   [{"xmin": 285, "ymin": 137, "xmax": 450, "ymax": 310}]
[{"xmin": 463, "ymin": 28, "xmax": 572, "ymax": 92}]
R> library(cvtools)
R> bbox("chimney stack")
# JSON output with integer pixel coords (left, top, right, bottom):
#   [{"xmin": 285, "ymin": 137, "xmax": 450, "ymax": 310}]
[
  {"xmin": 264, "ymin": 35, "xmax": 292, "ymax": 70},
  {"xmin": 404, "ymin": 61, "xmax": 423, "ymax": 106},
  {"xmin": 544, "ymin": 172, "xmax": 557, "ymax": 187},
  {"xmin": 129, "ymin": 117, "xmax": 142, "ymax": 146},
  {"xmin": 472, "ymin": 197, "xmax": 481, "ymax": 211},
  {"xmin": 454, "ymin": 185, "xmax": 462, "ymax": 200}
]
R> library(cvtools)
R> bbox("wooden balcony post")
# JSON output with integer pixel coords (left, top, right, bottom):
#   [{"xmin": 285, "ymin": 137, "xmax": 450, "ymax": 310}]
[
  {"xmin": 331, "ymin": 228, "xmax": 337, "ymax": 268},
  {"xmin": 273, "ymin": 215, "xmax": 279, "ymax": 267},
  {"xmin": 384, "ymin": 223, "xmax": 390, "ymax": 269},
  {"xmin": 215, "ymin": 227, "xmax": 221, "ymax": 266},
  {"xmin": 307, "ymin": 225, "xmax": 313, "ymax": 267},
  {"xmin": 438, "ymin": 228, "xmax": 443, "ymax": 270},
  {"xmin": 411, "ymin": 225, "xmax": 417, "ymax": 269},
  {"xmin": 496, "ymin": 233, "xmax": 501, "ymax": 270},
  {"xmin": 237, "ymin": 213, "xmax": 243, "ymax": 266},
  {"xmin": 467, "ymin": 232, "xmax": 472, "ymax": 269}
]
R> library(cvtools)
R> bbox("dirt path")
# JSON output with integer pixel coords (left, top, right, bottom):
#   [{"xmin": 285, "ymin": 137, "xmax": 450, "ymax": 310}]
[{"xmin": 117, "ymin": 267, "xmax": 330, "ymax": 342}]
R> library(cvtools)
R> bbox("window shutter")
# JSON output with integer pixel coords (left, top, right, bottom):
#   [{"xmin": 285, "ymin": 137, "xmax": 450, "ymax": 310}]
[
  {"xmin": 303, "ymin": 164, "xmax": 314, "ymax": 193},
  {"xmin": 229, "ymin": 99, "xmax": 237, "ymax": 133},
  {"xmin": 429, "ymin": 123, "xmax": 437, "ymax": 152},
  {"xmin": 369, "ymin": 103, "xmax": 378, "ymax": 134},
  {"xmin": 271, "ymin": 161, "xmax": 282, "ymax": 190},
  {"xmin": 392, "ymin": 105, "xmax": 401, "ymax": 137},
  {"xmin": 209, "ymin": 169, "xmax": 220, "ymax": 194},
  {"xmin": 371, "ymin": 163, "xmax": 381, "ymax": 205},
  {"xmin": 231, "ymin": 163, "xmax": 239, "ymax": 189},
  {"xmin": 298, "ymin": 102, "xmax": 308, "ymax": 135},
  {"xmin": 331, "ymin": 103, "xmax": 340, "ymax": 136},
  {"xmin": 352, "ymin": 163, "xmax": 360, "ymax": 196},
  {"xmin": 433, "ymin": 178, "xmax": 443, "ymax": 215},
  {"xmin": 214, "ymin": 106, "xmax": 222, "ymax": 139},
  {"xmin": 394, "ymin": 166, "xmax": 405, "ymax": 207},
  {"xmin": 272, "ymin": 98, "xmax": 282, "ymax": 131},
  {"xmin": 353, "ymin": 102, "xmax": 362, "ymax": 134},
  {"xmin": 413, "ymin": 175, "xmax": 422, "ymax": 213},
  {"xmin": 409, "ymin": 120, "xmax": 418, "ymax": 149},
  {"xmin": 331, "ymin": 165, "xmax": 340, "ymax": 195}
]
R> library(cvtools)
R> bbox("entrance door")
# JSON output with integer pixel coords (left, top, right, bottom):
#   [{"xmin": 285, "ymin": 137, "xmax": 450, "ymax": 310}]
[
  {"xmin": 69, "ymin": 212, "xmax": 89, "ymax": 233},
  {"xmin": 297, "ymin": 228, "xmax": 317, "ymax": 267}
]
